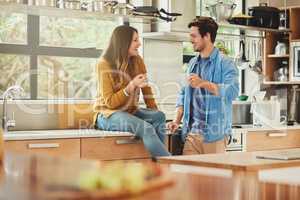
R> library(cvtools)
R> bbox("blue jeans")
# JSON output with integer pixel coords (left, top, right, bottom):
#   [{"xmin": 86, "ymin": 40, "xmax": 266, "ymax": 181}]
[{"xmin": 96, "ymin": 108, "xmax": 171, "ymax": 157}]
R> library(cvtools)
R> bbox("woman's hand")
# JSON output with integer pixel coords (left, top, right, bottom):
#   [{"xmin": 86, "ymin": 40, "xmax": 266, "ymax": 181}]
[
  {"xmin": 124, "ymin": 74, "xmax": 148, "ymax": 95},
  {"xmin": 132, "ymin": 74, "xmax": 148, "ymax": 88}
]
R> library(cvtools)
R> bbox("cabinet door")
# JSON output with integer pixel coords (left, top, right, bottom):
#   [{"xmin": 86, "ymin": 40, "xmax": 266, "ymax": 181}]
[
  {"xmin": 4, "ymin": 139, "xmax": 80, "ymax": 158},
  {"xmin": 246, "ymin": 129, "xmax": 300, "ymax": 151},
  {"xmin": 81, "ymin": 137, "xmax": 151, "ymax": 160}
]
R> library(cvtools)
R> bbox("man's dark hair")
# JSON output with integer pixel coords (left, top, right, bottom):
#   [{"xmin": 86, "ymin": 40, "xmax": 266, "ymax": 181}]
[{"xmin": 188, "ymin": 16, "xmax": 218, "ymax": 43}]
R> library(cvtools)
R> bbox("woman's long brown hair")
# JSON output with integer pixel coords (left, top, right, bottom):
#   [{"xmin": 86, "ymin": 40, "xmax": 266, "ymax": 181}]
[{"xmin": 102, "ymin": 25, "xmax": 138, "ymax": 82}]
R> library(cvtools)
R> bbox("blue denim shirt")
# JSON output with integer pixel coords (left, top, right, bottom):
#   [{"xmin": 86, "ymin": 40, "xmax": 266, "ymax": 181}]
[
  {"xmin": 176, "ymin": 48, "xmax": 239, "ymax": 143},
  {"xmin": 190, "ymin": 57, "xmax": 209, "ymax": 134}
]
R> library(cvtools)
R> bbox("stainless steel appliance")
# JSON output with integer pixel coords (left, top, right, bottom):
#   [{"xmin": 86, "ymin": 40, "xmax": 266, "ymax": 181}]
[
  {"xmin": 232, "ymin": 102, "xmax": 252, "ymax": 125},
  {"xmin": 291, "ymin": 41, "xmax": 300, "ymax": 81},
  {"xmin": 288, "ymin": 85, "xmax": 300, "ymax": 124}
]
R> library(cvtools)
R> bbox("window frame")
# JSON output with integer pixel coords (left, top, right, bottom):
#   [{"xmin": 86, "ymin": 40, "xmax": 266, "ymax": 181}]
[{"xmin": 0, "ymin": 14, "xmax": 108, "ymax": 99}]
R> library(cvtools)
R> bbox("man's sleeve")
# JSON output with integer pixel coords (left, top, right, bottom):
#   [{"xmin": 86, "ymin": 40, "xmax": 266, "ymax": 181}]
[{"xmin": 217, "ymin": 59, "xmax": 240, "ymax": 103}]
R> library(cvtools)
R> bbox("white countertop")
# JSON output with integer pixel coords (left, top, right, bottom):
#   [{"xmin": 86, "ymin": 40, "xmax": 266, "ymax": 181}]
[
  {"xmin": 4, "ymin": 124, "xmax": 300, "ymax": 141},
  {"xmin": 233, "ymin": 124, "xmax": 300, "ymax": 132},
  {"xmin": 4, "ymin": 129, "xmax": 134, "ymax": 141}
]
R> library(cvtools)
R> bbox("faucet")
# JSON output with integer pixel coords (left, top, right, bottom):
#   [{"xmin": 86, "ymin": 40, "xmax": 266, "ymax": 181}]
[{"xmin": 2, "ymin": 85, "xmax": 24, "ymax": 133}]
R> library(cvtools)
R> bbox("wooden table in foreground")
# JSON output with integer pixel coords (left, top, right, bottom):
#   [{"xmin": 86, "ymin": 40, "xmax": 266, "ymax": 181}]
[
  {"xmin": 0, "ymin": 151, "xmax": 300, "ymax": 200},
  {"xmin": 158, "ymin": 148, "xmax": 300, "ymax": 174}
]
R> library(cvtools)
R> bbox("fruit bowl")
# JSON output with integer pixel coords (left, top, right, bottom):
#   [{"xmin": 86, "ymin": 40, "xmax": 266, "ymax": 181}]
[{"xmin": 44, "ymin": 161, "xmax": 174, "ymax": 199}]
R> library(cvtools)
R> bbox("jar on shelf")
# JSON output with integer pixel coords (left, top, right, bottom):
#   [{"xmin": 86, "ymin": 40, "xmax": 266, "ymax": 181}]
[
  {"xmin": 274, "ymin": 60, "xmax": 289, "ymax": 81},
  {"xmin": 274, "ymin": 41, "xmax": 287, "ymax": 55}
]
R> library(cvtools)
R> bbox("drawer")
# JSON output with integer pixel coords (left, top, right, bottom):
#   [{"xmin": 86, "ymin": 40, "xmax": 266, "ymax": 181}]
[
  {"xmin": 4, "ymin": 139, "xmax": 80, "ymax": 158},
  {"xmin": 246, "ymin": 129, "xmax": 300, "ymax": 151},
  {"xmin": 81, "ymin": 136, "xmax": 151, "ymax": 160}
]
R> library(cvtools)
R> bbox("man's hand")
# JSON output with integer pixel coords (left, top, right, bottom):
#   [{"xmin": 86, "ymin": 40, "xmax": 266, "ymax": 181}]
[
  {"xmin": 187, "ymin": 73, "xmax": 206, "ymax": 88},
  {"xmin": 187, "ymin": 73, "xmax": 219, "ymax": 96},
  {"xmin": 166, "ymin": 121, "xmax": 180, "ymax": 133}
]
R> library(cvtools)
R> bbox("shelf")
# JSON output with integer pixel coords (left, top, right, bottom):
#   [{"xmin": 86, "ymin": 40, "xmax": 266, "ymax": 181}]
[
  {"xmin": 0, "ymin": 2, "xmax": 158, "ymax": 24},
  {"xmin": 218, "ymin": 23, "xmax": 291, "ymax": 33},
  {"xmin": 267, "ymin": 54, "xmax": 290, "ymax": 58},
  {"xmin": 263, "ymin": 81, "xmax": 300, "ymax": 85},
  {"xmin": 0, "ymin": 3, "xmax": 294, "ymax": 33},
  {"xmin": 142, "ymin": 32, "xmax": 190, "ymax": 42}
]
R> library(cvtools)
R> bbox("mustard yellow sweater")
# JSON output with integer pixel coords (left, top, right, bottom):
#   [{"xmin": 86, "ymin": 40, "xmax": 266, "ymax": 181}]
[{"xmin": 93, "ymin": 55, "xmax": 158, "ymax": 122}]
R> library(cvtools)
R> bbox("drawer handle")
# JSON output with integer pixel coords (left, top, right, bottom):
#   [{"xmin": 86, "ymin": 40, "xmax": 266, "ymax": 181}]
[
  {"xmin": 267, "ymin": 133, "xmax": 288, "ymax": 137},
  {"xmin": 28, "ymin": 143, "xmax": 60, "ymax": 149},
  {"xmin": 115, "ymin": 139, "xmax": 141, "ymax": 145}
]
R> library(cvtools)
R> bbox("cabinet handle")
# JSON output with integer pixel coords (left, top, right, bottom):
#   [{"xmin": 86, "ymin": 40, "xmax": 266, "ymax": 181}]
[
  {"xmin": 115, "ymin": 138, "xmax": 141, "ymax": 145},
  {"xmin": 267, "ymin": 132, "xmax": 288, "ymax": 137},
  {"xmin": 28, "ymin": 143, "xmax": 60, "ymax": 149}
]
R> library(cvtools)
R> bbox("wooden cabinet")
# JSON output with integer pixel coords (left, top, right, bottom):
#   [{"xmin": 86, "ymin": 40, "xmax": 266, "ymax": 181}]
[
  {"xmin": 263, "ymin": 7, "xmax": 300, "ymax": 84},
  {"xmin": 246, "ymin": 129, "xmax": 300, "ymax": 151},
  {"xmin": 81, "ymin": 136, "xmax": 151, "ymax": 160},
  {"xmin": 4, "ymin": 132, "xmax": 170, "ymax": 161},
  {"xmin": 4, "ymin": 138, "xmax": 80, "ymax": 158}
]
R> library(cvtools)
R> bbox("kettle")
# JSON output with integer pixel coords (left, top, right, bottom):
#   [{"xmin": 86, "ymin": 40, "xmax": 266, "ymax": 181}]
[{"xmin": 274, "ymin": 41, "xmax": 287, "ymax": 55}]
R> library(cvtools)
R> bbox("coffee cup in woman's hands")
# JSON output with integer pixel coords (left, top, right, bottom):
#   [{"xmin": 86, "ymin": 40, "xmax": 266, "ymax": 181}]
[{"xmin": 132, "ymin": 74, "xmax": 148, "ymax": 88}]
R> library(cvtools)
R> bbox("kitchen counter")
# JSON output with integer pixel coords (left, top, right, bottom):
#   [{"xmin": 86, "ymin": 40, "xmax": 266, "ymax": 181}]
[
  {"xmin": 4, "ymin": 129, "xmax": 134, "ymax": 141},
  {"xmin": 1, "ymin": 151, "xmax": 300, "ymax": 200},
  {"xmin": 233, "ymin": 124, "xmax": 300, "ymax": 132},
  {"xmin": 4, "ymin": 124, "xmax": 300, "ymax": 141},
  {"xmin": 158, "ymin": 148, "xmax": 300, "ymax": 173}
]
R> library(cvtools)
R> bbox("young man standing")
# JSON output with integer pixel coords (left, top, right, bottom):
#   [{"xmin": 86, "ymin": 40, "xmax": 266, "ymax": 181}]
[{"xmin": 167, "ymin": 17, "xmax": 239, "ymax": 154}]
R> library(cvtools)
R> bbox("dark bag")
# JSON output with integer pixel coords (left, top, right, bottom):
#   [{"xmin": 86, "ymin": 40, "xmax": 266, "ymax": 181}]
[{"xmin": 169, "ymin": 128, "xmax": 184, "ymax": 155}]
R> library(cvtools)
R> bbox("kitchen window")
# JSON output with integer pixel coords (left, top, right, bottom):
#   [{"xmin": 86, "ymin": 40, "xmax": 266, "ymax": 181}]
[
  {"xmin": 0, "ymin": 13, "xmax": 27, "ymax": 44},
  {"xmin": 37, "ymin": 56, "xmax": 96, "ymax": 99},
  {"xmin": 39, "ymin": 16, "xmax": 117, "ymax": 49},
  {"xmin": 0, "ymin": 54, "xmax": 30, "ymax": 98},
  {"xmin": 0, "ymin": 12, "xmax": 121, "ymax": 100}
]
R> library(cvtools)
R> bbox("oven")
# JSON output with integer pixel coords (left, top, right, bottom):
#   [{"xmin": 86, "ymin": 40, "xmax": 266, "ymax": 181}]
[{"xmin": 291, "ymin": 42, "xmax": 300, "ymax": 81}]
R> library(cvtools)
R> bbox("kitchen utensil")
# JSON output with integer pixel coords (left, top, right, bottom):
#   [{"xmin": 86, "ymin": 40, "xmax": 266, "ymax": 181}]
[
  {"xmin": 5, "ymin": 0, "xmax": 23, "ymax": 3},
  {"xmin": 57, "ymin": 0, "xmax": 64, "ymax": 8},
  {"xmin": 28, "ymin": 0, "xmax": 56, "ymax": 6},
  {"xmin": 274, "ymin": 41, "xmax": 287, "ymax": 55},
  {"xmin": 206, "ymin": 1, "xmax": 236, "ymax": 23},
  {"xmin": 279, "ymin": 11, "xmax": 289, "ymax": 29},
  {"xmin": 132, "ymin": 6, "xmax": 181, "ymax": 22},
  {"xmin": 80, "ymin": 0, "xmax": 93, "ymax": 11},
  {"xmin": 64, "ymin": 0, "xmax": 81, "ymax": 10},
  {"xmin": 250, "ymin": 60, "xmax": 262, "ymax": 74},
  {"xmin": 235, "ymin": 39, "xmax": 250, "ymax": 70},
  {"xmin": 248, "ymin": 3, "xmax": 280, "ymax": 29},
  {"xmin": 93, "ymin": 1, "xmax": 104, "ymax": 12},
  {"xmin": 273, "ymin": 69, "xmax": 288, "ymax": 82},
  {"xmin": 113, "ymin": 3, "xmax": 134, "ymax": 15},
  {"xmin": 228, "ymin": 14, "xmax": 253, "ymax": 26},
  {"xmin": 103, "ymin": 1, "xmax": 118, "ymax": 14}
]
